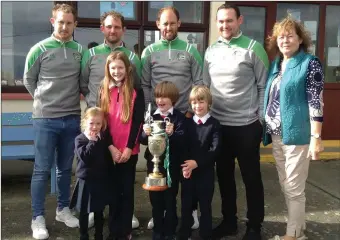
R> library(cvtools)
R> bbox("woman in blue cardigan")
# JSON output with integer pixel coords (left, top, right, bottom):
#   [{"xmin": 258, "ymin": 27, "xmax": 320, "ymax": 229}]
[{"xmin": 263, "ymin": 17, "xmax": 324, "ymax": 240}]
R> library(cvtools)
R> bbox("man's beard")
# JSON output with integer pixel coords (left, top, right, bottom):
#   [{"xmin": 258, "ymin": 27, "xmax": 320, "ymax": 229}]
[
  {"xmin": 164, "ymin": 32, "xmax": 177, "ymax": 41},
  {"xmin": 106, "ymin": 36, "xmax": 120, "ymax": 45}
]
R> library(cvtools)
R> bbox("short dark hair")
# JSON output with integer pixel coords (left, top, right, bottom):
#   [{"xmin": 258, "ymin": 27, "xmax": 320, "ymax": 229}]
[
  {"xmin": 217, "ymin": 4, "xmax": 241, "ymax": 19},
  {"xmin": 87, "ymin": 42, "xmax": 99, "ymax": 49},
  {"xmin": 100, "ymin": 10, "xmax": 125, "ymax": 28},
  {"xmin": 157, "ymin": 6, "xmax": 180, "ymax": 21}
]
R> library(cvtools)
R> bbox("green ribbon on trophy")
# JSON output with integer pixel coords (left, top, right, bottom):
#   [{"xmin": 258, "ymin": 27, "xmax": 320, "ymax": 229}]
[{"xmin": 163, "ymin": 134, "xmax": 171, "ymax": 187}]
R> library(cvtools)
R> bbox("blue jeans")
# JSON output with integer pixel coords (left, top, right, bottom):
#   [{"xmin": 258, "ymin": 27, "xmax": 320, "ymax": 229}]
[{"xmin": 31, "ymin": 115, "xmax": 80, "ymax": 218}]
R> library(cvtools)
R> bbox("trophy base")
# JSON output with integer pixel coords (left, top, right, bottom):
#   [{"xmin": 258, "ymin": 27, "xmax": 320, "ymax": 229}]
[
  {"xmin": 142, "ymin": 183, "xmax": 168, "ymax": 191},
  {"xmin": 143, "ymin": 175, "xmax": 168, "ymax": 191}
]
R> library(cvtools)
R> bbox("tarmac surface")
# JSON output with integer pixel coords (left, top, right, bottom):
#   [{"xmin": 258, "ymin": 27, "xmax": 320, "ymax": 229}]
[{"xmin": 1, "ymin": 160, "xmax": 340, "ymax": 240}]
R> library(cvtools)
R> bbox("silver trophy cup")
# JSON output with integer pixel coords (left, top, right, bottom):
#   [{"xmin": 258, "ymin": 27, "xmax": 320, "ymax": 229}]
[{"xmin": 143, "ymin": 104, "xmax": 170, "ymax": 191}]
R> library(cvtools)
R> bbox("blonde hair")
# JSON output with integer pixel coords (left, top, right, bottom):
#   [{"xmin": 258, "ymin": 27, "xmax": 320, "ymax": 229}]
[
  {"xmin": 189, "ymin": 85, "xmax": 212, "ymax": 108},
  {"xmin": 81, "ymin": 107, "xmax": 107, "ymax": 132},
  {"xmin": 154, "ymin": 81, "xmax": 179, "ymax": 105},
  {"xmin": 99, "ymin": 51, "xmax": 134, "ymax": 123},
  {"xmin": 266, "ymin": 16, "xmax": 312, "ymax": 57},
  {"xmin": 52, "ymin": 4, "xmax": 77, "ymax": 21}
]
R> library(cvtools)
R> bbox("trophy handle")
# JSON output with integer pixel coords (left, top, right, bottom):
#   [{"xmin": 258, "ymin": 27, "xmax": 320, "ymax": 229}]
[{"xmin": 164, "ymin": 117, "xmax": 171, "ymax": 125}]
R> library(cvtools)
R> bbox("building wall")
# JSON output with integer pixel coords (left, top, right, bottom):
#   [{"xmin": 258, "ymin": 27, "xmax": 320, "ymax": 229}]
[{"xmin": 209, "ymin": 2, "xmax": 222, "ymax": 45}]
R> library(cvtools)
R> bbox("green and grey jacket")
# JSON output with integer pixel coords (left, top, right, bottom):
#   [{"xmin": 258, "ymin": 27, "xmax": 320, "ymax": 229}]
[
  {"xmin": 81, "ymin": 42, "xmax": 142, "ymax": 107},
  {"xmin": 23, "ymin": 34, "xmax": 84, "ymax": 118},
  {"xmin": 141, "ymin": 37, "xmax": 203, "ymax": 113},
  {"xmin": 204, "ymin": 33, "xmax": 269, "ymax": 126}
]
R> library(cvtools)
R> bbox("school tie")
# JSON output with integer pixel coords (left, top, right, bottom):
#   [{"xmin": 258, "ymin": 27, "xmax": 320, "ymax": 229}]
[
  {"xmin": 160, "ymin": 115, "xmax": 166, "ymax": 119},
  {"xmin": 197, "ymin": 119, "xmax": 203, "ymax": 125}
]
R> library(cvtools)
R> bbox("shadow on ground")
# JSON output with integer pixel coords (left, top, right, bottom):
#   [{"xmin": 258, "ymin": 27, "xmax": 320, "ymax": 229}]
[{"xmin": 1, "ymin": 162, "xmax": 340, "ymax": 240}]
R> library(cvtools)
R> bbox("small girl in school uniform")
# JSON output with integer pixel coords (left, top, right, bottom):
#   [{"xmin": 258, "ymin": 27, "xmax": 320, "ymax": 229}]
[
  {"xmin": 70, "ymin": 107, "xmax": 115, "ymax": 240},
  {"xmin": 99, "ymin": 51, "xmax": 145, "ymax": 240},
  {"xmin": 140, "ymin": 81, "xmax": 186, "ymax": 240}
]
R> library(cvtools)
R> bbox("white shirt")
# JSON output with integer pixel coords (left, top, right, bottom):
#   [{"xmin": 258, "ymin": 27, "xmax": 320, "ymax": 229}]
[
  {"xmin": 153, "ymin": 107, "xmax": 174, "ymax": 116},
  {"xmin": 193, "ymin": 112, "xmax": 211, "ymax": 124}
]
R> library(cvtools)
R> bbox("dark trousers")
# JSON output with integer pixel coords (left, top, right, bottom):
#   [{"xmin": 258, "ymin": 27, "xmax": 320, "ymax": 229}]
[
  {"xmin": 179, "ymin": 169, "xmax": 214, "ymax": 239},
  {"xmin": 79, "ymin": 211, "xmax": 104, "ymax": 240},
  {"xmin": 147, "ymin": 159, "xmax": 180, "ymax": 237},
  {"xmin": 108, "ymin": 155, "xmax": 138, "ymax": 237},
  {"xmin": 149, "ymin": 179, "xmax": 179, "ymax": 237},
  {"xmin": 216, "ymin": 120, "xmax": 264, "ymax": 229}
]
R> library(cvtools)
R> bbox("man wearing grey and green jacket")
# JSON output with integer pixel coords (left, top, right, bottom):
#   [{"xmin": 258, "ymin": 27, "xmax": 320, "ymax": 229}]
[
  {"xmin": 81, "ymin": 11, "xmax": 141, "ymax": 108},
  {"xmin": 141, "ymin": 7, "xmax": 203, "ymax": 115},
  {"xmin": 24, "ymin": 4, "xmax": 83, "ymax": 239},
  {"xmin": 204, "ymin": 4, "xmax": 269, "ymax": 240}
]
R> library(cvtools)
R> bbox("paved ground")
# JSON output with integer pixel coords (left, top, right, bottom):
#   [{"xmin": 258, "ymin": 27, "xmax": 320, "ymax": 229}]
[{"xmin": 1, "ymin": 161, "xmax": 340, "ymax": 240}]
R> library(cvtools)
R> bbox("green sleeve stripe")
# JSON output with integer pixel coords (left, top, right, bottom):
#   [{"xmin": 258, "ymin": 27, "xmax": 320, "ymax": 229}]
[
  {"xmin": 26, "ymin": 45, "xmax": 44, "ymax": 72},
  {"xmin": 141, "ymin": 46, "xmax": 152, "ymax": 66},
  {"xmin": 81, "ymin": 50, "xmax": 91, "ymax": 70},
  {"xmin": 188, "ymin": 44, "xmax": 203, "ymax": 68},
  {"xmin": 132, "ymin": 54, "xmax": 142, "ymax": 77},
  {"xmin": 251, "ymin": 42, "xmax": 269, "ymax": 70}
]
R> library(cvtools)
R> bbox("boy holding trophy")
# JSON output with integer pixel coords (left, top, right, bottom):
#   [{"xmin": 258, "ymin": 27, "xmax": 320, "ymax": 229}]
[{"xmin": 140, "ymin": 81, "xmax": 186, "ymax": 240}]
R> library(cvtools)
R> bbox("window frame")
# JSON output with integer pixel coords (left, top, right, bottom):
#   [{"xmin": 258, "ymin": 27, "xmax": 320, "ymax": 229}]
[{"xmin": 2, "ymin": 1, "xmax": 210, "ymax": 94}]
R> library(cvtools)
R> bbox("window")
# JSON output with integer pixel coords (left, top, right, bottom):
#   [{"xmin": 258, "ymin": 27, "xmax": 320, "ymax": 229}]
[
  {"xmin": 77, "ymin": 1, "xmax": 137, "ymax": 20},
  {"xmin": 1, "ymin": 2, "xmax": 52, "ymax": 87},
  {"xmin": 239, "ymin": 6, "xmax": 266, "ymax": 45},
  {"xmin": 276, "ymin": 3, "xmax": 320, "ymax": 55},
  {"xmin": 144, "ymin": 30, "xmax": 205, "ymax": 56},
  {"xmin": 148, "ymin": 2, "xmax": 203, "ymax": 23},
  {"xmin": 324, "ymin": 5, "xmax": 340, "ymax": 83}
]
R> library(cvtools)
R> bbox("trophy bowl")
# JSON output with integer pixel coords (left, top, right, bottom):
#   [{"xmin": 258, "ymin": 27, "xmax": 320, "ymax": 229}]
[{"xmin": 142, "ymin": 120, "xmax": 168, "ymax": 191}]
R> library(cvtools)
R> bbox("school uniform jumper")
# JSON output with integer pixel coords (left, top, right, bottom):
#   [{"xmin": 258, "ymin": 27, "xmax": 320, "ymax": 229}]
[
  {"xmin": 140, "ymin": 108, "xmax": 186, "ymax": 238},
  {"xmin": 107, "ymin": 86, "xmax": 145, "ymax": 239},
  {"xmin": 179, "ymin": 114, "xmax": 221, "ymax": 240},
  {"xmin": 70, "ymin": 130, "xmax": 113, "ymax": 240}
]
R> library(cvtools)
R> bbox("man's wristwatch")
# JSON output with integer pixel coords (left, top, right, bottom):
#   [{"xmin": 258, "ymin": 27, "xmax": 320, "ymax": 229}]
[{"xmin": 311, "ymin": 133, "xmax": 321, "ymax": 139}]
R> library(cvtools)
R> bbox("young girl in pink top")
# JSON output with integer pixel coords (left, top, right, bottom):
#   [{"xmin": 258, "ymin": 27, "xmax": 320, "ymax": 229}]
[{"xmin": 99, "ymin": 51, "xmax": 144, "ymax": 240}]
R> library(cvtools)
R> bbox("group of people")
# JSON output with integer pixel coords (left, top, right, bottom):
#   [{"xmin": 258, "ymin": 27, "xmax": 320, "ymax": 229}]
[{"xmin": 23, "ymin": 3, "xmax": 324, "ymax": 240}]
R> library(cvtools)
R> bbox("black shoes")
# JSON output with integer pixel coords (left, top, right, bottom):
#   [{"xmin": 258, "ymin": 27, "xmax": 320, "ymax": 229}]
[
  {"xmin": 242, "ymin": 228, "xmax": 262, "ymax": 240},
  {"xmin": 212, "ymin": 221, "xmax": 238, "ymax": 239}
]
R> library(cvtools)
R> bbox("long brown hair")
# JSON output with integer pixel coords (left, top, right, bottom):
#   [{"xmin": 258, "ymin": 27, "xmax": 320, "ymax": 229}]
[{"xmin": 99, "ymin": 51, "xmax": 134, "ymax": 123}]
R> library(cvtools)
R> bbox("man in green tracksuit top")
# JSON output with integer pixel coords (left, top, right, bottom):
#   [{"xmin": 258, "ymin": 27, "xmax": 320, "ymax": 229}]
[
  {"xmin": 141, "ymin": 7, "xmax": 203, "ymax": 115},
  {"xmin": 204, "ymin": 4, "xmax": 269, "ymax": 240},
  {"xmin": 81, "ymin": 11, "xmax": 142, "ymax": 108},
  {"xmin": 23, "ymin": 4, "xmax": 84, "ymax": 240},
  {"xmin": 140, "ymin": 6, "xmax": 203, "ymax": 238}
]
